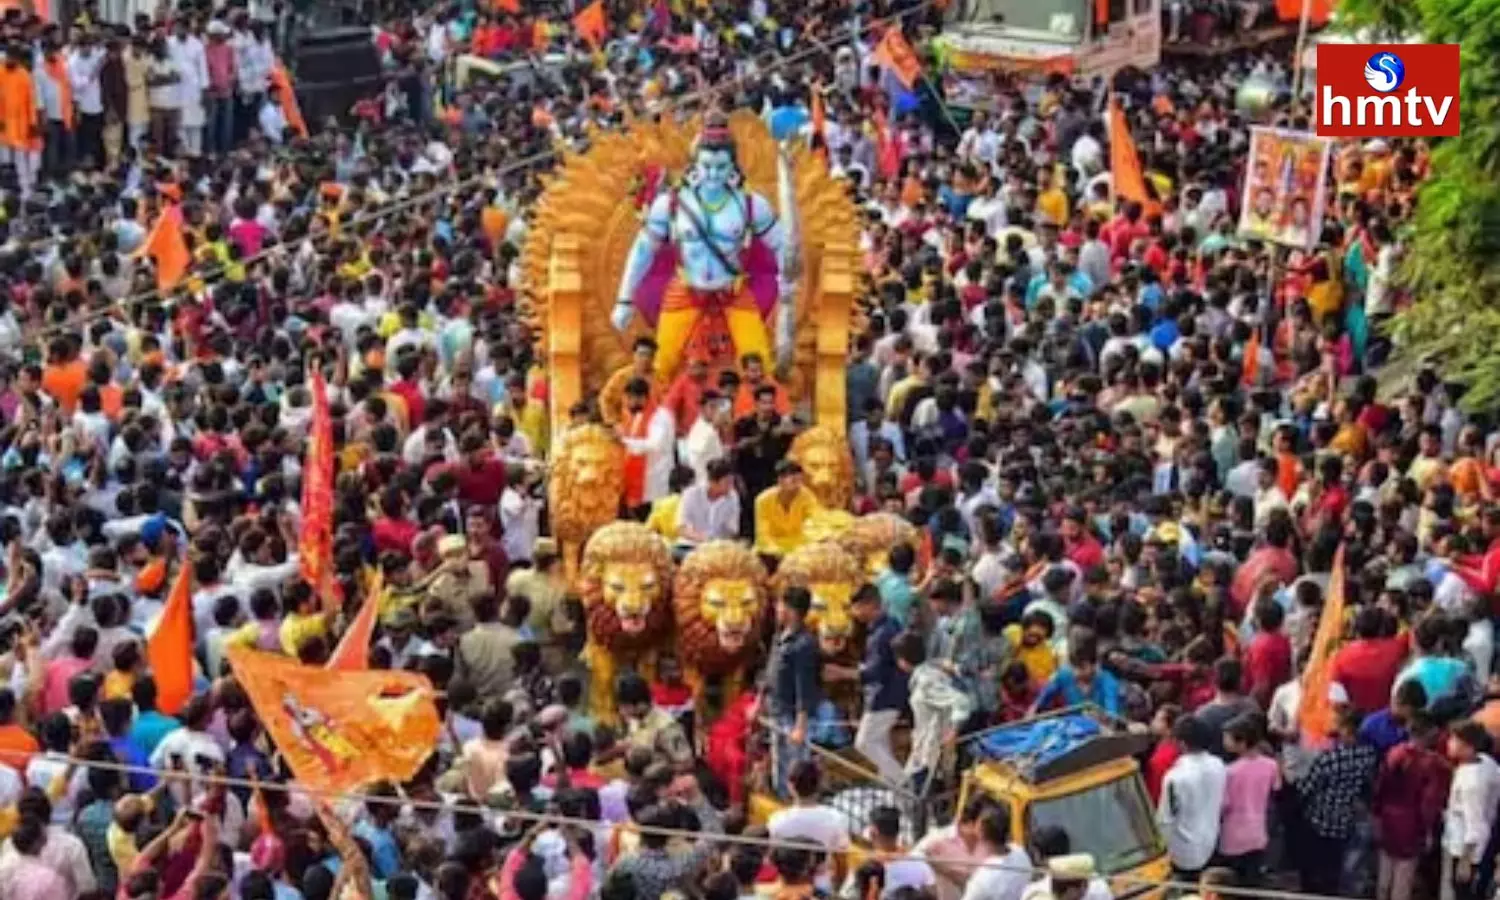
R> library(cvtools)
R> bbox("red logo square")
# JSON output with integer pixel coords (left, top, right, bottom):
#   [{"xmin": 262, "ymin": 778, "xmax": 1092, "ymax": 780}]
[{"xmin": 1315, "ymin": 43, "xmax": 1461, "ymax": 138}]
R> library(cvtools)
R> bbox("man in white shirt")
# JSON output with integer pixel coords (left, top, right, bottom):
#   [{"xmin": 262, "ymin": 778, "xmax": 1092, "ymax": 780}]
[
  {"xmin": 499, "ymin": 467, "xmax": 542, "ymax": 565},
  {"xmin": 1253, "ymin": 457, "xmax": 1290, "ymax": 529},
  {"xmin": 959, "ymin": 807, "xmax": 1033, "ymax": 900},
  {"xmin": 767, "ymin": 761, "xmax": 852, "ymax": 894},
  {"xmin": 1444, "ymin": 719, "xmax": 1500, "ymax": 896},
  {"xmin": 67, "ymin": 35, "xmax": 106, "ymax": 168},
  {"xmin": 618, "ymin": 377, "xmax": 675, "ymax": 514},
  {"xmin": 1157, "ymin": 716, "xmax": 1227, "ymax": 879},
  {"xmin": 680, "ymin": 389, "xmax": 728, "ymax": 486},
  {"xmin": 676, "ymin": 459, "xmax": 741, "ymax": 543},
  {"xmin": 167, "ymin": 23, "xmax": 208, "ymax": 156}
]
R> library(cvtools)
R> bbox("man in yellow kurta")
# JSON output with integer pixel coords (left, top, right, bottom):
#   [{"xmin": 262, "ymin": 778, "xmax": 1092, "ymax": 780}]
[{"xmin": 754, "ymin": 460, "xmax": 821, "ymax": 559}]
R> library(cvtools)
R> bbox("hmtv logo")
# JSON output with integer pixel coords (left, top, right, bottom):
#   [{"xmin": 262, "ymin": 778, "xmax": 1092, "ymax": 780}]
[{"xmin": 1316, "ymin": 43, "xmax": 1461, "ymax": 138}]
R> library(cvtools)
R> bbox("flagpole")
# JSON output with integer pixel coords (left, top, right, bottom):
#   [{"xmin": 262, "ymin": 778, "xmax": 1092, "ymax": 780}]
[{"xmin": 1291, "ymin": 0, "xmax": 1313, "ymax": 99}]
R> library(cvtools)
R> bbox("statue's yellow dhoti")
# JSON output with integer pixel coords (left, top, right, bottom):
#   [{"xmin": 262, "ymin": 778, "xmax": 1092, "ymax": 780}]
[{"xmin": 655, "ymin": 278, "xmax": 773, "ymax": 382}]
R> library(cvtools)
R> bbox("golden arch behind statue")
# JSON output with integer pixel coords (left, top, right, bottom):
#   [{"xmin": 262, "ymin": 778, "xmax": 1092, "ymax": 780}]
[{"xmin": 521, "ymin": 111, "xmax": 861, "ymax": 442}]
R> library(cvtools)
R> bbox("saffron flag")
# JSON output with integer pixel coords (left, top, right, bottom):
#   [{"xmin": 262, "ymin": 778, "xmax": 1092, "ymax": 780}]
[
  {"xmin": 146, "ymin": 562, "xmax": 194, "ymax": 715},
  {"xmin": 1275, "ymin": 0, "xmax": 1332, "ymax": 25},
  {"xmin": 1108, "ymin": 95, "xmax": 1157, "ymax": 217},
  {"xmin": 1241, "ymin": 326, "xmax": 1262, "ymax": 387},
  {"xmin": 1299, "ymin": 543, "xmax": 1346, "ymax": 749},
  {"xmin": 299, "ymin": 368, "xmax": 337, "ymax": 610},
  {"xmin": 270, "ymin": 63, "xmax": 308, "ymax": 139},
  {"xmin": 573, "ymin": 0, "xmax": 607, "ymax": 48},
  {"xmin": 327, "ymin": 571, "xmax": 382, "ymax": 672},
  {"xmin": 495, "ymin": 0, "xmax": 519, "ymax": 12},
  {"xmin": 227, "ymin": 646, "xmax": 442, "ymax": 795},
  {"xmin": 871, "ymin": 27, "xmax": 922, "ymax": 89},
  {"xmin": 136, "ymin": 204, "xmax": 191, "ymax": 291}
]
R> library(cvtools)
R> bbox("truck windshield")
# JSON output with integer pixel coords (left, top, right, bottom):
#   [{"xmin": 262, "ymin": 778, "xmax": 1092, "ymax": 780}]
[
  {"xmin": 1027, "ymin": 776, "xmax": 1163, "ymax": 874},
  {"xmin": 954, "ymin": 0, "xmax": 1089, "ymax": 40}
]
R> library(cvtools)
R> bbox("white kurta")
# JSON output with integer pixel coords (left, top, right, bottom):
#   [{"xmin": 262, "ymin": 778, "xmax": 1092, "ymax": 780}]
[{"xmin": 168, "ymin": 35, "xmax": 209, "ymax": 127}]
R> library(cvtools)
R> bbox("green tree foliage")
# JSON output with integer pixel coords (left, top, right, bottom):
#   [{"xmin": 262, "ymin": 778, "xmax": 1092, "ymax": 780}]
[{"xmin": 1339, "ymin": 0, "xmax": 1500, "ymax": 408}]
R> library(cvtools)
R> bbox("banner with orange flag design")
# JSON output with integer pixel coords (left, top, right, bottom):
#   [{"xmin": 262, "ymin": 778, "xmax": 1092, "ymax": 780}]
[
  {"xmin": 227, "ymin": 646, "xmax": 441, "ymax": 794},
  {"xmin": 1299, "ymin": 543, "xmax": 1345, "ymax": 749},
  {"xmin": 871, "ymin": 28, "xmax": 922, "ymax": 89}
]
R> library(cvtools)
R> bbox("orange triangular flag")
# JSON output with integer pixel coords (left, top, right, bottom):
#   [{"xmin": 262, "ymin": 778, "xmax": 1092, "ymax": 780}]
[
  {"xmin": 146, "ymin": 562, "xmax": 194, "ymax": 715},
  {"xmin": 1108, "ymin": 95, "xmax": 1158, "ymax": 217},
  {"xmin": 271, "ymin": 62, "xmax": 309, "ymax": 139},
  {"xmin": 327, "ymin": 571, "xmax": 382, "ymax": 672},
  {"xmin": 495, "ymin": 0, "xmax": 519, "ymax": 11},
  {"xmin": 871, "ymin": 28, "xmax": 922, "ymax": 89},
  {"xmin": 572, "ymin": 0, "xmax": 607, "ymax": 48},
  {"xmin": 136, "ymin": 204, "xmax": 191, "ymax": 292},
  {"xmin": 1299, "ymin": 544, "xmax": 1346, "ymax": 748}
]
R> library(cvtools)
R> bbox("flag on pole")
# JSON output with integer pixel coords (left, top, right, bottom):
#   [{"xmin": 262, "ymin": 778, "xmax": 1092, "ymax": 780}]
[
  {"xmin": 327, "ymin": 571, "xmax": 382, "ymax": 672},
  {"xmin": 135, "ymin": 204, "xmax": 191, "ymax": 291},
  {"xmin": 227, "ymin": 646, "xmax": 442, "ymax": 795},
  {"xmin": 299, "ymin": 369, "xmax": 337, "ymax": 610},
  {"xmin": 1108, "ymin": 95, "xmax": 1159, "ymax": 217},
  {"xmin": 270, "ymin": 63, "xmax": 308, "ymax": 139},
  {"xmin": 1299, "ymin": 543, "xmax": 1346, "ymax": 749},
  {"xmin": 146, "ymin": 562, "xmax": 194, "ymax": 715},
  {"xmin": 870, "ymin": 27, "xmax": 922, "ymax": 89},
  {"xmin": 572, "ymin": 0, "xmax": 607, "ymax": 48}
]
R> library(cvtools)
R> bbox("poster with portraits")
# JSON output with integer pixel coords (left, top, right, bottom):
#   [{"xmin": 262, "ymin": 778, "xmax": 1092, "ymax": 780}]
[{"xmin": 1237, "ymin": 127, "xmax": 1334, "ymax": 251}]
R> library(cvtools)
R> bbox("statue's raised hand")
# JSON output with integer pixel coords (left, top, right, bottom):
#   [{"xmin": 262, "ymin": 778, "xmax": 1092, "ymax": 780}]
[{"xmin": 612, "ymin": 300, "xmax": 635, "ymax": 333}]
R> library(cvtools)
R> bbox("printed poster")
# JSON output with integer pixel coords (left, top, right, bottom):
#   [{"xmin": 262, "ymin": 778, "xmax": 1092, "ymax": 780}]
[{"xmin": 1237, "ymin": 126, "xmax": 1333, "ymax": 250}]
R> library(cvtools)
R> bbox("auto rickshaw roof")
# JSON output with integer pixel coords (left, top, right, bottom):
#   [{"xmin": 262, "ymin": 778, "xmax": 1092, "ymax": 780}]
[{"xmin": 969, "ymin": 708, "xmax": 1153, "ymax": 784}]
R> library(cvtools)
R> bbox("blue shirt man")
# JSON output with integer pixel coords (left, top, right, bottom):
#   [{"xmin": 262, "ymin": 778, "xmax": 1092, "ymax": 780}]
[{"xmin": 1034, "ymin": 650, "xmax": 1123, "ymax": 717}]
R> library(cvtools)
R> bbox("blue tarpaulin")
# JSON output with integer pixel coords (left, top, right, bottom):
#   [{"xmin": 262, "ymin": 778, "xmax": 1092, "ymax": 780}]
[{"xmin": 974, "ymin": 714, "xmax": 1103, "ymax": 773}]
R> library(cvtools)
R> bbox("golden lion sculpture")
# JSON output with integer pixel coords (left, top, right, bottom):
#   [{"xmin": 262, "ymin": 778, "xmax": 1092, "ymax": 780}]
[
  {"xmin": 836, "ymin": 512, "xmax": 923, "ymax": 578},
  {"xmin": 770, "ymin": 541, "xmax": 864, "ymax": 657},
  {"xmin": 673, "ymin": 541, "xmax": 768, "ymax": 716},
  {"xmin": 579, "ymin": 520, "xmax": 675, "ymax": 724},
  {"xmin": 789, "ymin": 424, "xmax": 856, "ymax": 511},
  {"xmin": 548, "ymin": 424, "xmax": 626, "ymax": 576}
]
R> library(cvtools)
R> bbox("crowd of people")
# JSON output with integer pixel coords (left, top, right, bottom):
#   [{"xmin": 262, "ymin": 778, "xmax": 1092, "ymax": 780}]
[{"xmin": 0, "ymin": 1, "xmax": 1485, "ymax": 900}]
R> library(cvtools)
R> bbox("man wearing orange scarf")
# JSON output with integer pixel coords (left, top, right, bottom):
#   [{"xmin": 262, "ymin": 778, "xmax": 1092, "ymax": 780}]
[
  {"xmin": 618, "ymin": 377, "xmax": 675, "ymax": 519},
  {"xmin": 38, "ymin": 44, "xmax": 73, "ymax": 178},
  {"xmin": 0, "ymin": 49, "xmax": 39, "ymax": 196}
]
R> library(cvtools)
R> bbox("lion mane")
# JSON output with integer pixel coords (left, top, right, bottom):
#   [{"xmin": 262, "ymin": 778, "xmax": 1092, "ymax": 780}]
[
  {"xmin": 789, "ymin": 424, "xmax": 856, "ymax": 511},
  {"xmin": 580, "ymin": 521, "xmax": 675, "ymax": 653},
  {"xmin": 835, "ymin": 512, "xmax": 921, "ymax": 569},
  {"xmin": 673, "ymin": 541, "xmax": 768, "ymax": 677},
  {"xmin": 548, "ymin": 424, "xmax": 626, "ymax": 546},
  {"xmin": 769, "ymin": 541, "xmax": 863, "ymax": 599}
]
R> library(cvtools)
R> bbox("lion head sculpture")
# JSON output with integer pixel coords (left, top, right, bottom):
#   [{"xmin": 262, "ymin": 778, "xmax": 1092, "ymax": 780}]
[
  {"xmin": 771, "ymin": 542, "xmax": 863, "ymax": 655},
  {"xmin": 789, "ymin": 425, "xmax": 855, "ymax": 511},
  {"xmin": 837, "ymin": 512, "xmax": 923, "ymax": 578},
  {"xmin": 580, "ymin": 521, "xmax": 675, "ymax": 653},
  {"xmin": 673, "ymin": 541, "xmax": 768, "ymax": 677},
  {"xmin": 549, "ymin": 424, "xmax": 626, "ymax": 546}
]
